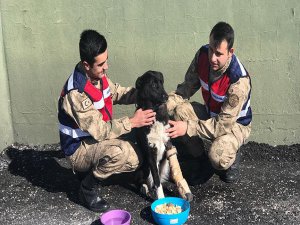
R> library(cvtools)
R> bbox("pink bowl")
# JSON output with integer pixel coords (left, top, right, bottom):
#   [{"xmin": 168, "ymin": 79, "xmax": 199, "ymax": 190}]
[{"xmin": 100, "ymin": 209, "xmax": 131, "ymax": 225}]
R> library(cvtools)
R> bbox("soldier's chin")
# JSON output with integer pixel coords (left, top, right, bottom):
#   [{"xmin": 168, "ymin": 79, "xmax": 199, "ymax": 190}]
[
  {"xmin": 98, "ymin": 73, "xmax": 105, "ymax": 78},
  {"xmin": 211, "ymin": 65, "xmax": 220, "ymax": 71}
]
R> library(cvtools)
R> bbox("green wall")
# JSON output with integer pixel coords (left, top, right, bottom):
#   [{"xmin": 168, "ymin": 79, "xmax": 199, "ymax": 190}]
[{"xmin": 0, "ymin": 0, "xmax": 299, "ymax": 150}]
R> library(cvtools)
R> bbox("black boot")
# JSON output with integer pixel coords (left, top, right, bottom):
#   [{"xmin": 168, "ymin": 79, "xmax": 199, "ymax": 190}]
[
  {"xmin": 218, "ymin": 150, "xmax": 241, "ymax": 183},
  {"xmin": 79, "ymin": 172, "xmax": 110, "ymax": 212}
]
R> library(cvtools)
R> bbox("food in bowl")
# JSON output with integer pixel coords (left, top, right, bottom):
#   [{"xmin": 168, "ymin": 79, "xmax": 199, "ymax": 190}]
[
  {"xmin": 155, "ymin": 203, "xmax": 182, "ymax": 214},
  {"xmin": 151, "ymin": 197, "xmax": 190, "ymax": 225}
]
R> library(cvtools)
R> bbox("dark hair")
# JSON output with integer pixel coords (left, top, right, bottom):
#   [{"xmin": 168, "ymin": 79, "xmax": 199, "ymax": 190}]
[
  {"xmin": 209, "ymin": 22, "xmax": 234, "ymax": 50},
  {"xmin": 79, "ymin": 30, "xmax": 107, "ymax": 66}
]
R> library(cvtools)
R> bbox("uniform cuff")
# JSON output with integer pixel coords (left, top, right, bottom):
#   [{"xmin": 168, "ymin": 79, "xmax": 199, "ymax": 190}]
[
  {"xmin": 186, "ymin": 120, "xmax": 198, "ymax": 137},
  {"xmin": 122, "ymin": 116, "xmax": 132, "ymax": 131}
]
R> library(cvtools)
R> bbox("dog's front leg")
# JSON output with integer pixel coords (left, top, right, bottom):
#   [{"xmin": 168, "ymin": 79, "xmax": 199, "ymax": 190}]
[
  {"xmin": 166, "ymin": 142, "xmax": 193, "ymax": 202},
  {"xmin": 147, "ymin": 147, "xmax": 165, "ymax": 199}
]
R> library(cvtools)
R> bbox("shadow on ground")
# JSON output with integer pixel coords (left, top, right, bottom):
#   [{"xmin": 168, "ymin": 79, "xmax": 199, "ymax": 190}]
[{"xmin": 5, "ymin": 146, "xmax": 81, "ymax": 205}]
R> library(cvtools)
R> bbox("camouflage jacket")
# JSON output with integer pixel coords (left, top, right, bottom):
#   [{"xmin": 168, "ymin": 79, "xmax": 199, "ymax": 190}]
[
  {"xmin": 58, "ymin": 63, "xmax": 137, "ymax": 156},
  {"xmin": 167, "ymin": 46, "xmax": 252, "ymax": 140}
]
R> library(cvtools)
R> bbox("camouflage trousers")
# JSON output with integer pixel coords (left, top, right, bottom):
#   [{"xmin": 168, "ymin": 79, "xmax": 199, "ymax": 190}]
[
  {"xmin": 173, "ymin": 101, "xmax": 251, "ymax": 170},
  {"xmin": 67, "ymin": 134, "xmax": 142, "ymax": 180}
]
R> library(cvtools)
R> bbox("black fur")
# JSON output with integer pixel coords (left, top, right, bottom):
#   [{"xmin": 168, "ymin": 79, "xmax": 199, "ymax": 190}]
[{"xmin": 135, "ymin": 70, "xmax": 173, "ymax": 199}]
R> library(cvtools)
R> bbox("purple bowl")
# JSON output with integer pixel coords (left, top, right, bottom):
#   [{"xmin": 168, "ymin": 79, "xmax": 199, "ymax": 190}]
[{"xmin": 100, "ymin": 209, "xmax": 131, "ymax": 225}]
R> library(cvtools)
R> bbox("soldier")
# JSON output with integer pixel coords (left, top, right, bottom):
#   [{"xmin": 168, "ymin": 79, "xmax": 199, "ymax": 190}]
[
  {"xmin": 166, "ymin": 22, "xmax": 252, "ymax": 184},
  {"xmin": 58, "ymin": 30, "xmax": 156, "ymax": 212}
]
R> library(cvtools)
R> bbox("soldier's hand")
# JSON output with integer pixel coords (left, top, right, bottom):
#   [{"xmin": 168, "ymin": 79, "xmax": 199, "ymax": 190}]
[
  {"xmin": 166, "ymin": 120, "xmax": 188, "ymax": 138},
  {"xmin": 130, "ymin": 109, "xmax": 156, "ymax": 128}
]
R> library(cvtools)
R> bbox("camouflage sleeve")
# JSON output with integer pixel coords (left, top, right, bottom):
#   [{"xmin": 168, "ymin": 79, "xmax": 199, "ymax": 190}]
[
  {"xmin": 175, "ymin": 49, "xmax": 201, "ymax": 99},
  {"xmin": 186, "ymin": 76, "xmax": 251, "ymax": 139},
  {"xmin": 107, "ymin": 77, "xmax": 137, "ymax": 105},
  {"xmin": 166, "ymin": 91, "xmax": 186, "ymax": 116},
  {"xmin": 62, "ymin": 90, "xmax": 132, "ymax": 141}
]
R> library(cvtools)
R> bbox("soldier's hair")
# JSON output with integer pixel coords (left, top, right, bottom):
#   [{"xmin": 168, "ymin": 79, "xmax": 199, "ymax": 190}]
[
  {"xmin": 209, "ymin": 22, "xmax": 234, "ymax": 50},
  {"xmin": 79, "ymin": 30, "xmax": 107, "ymax": 66}
]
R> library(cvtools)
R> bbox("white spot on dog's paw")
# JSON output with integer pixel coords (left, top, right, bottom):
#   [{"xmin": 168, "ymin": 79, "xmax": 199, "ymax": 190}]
[
  {"xmin": 140, "ymin": 184, "xmax": 149, "ymax": 196},
  {"xmin": 156, "ymin": 185, "xmax": 165, "ymax": 199}
]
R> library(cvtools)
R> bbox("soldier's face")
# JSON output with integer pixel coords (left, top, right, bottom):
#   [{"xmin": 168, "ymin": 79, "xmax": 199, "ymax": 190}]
[
  {"xmin": 84, "ymin": 49, "xmax": 108, "ymax": 81},
  {"xmin": 208, "ymin": 37, "xmax": 233, "ymax": 71}
]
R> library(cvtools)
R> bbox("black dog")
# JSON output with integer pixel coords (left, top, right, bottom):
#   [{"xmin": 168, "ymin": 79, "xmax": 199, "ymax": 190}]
[{"xmin": 135, "ymin": 70, "xmax": 176, "ymax": 199}]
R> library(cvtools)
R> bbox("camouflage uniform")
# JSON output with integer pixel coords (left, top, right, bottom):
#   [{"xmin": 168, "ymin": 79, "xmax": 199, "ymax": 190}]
[
  {"xmin": 167, "ymin": 47, "xmax": 251, "ymax": 170},
  {"xmin": 60, "ymin": 68, "xmax": 142, "ymax": 180}
]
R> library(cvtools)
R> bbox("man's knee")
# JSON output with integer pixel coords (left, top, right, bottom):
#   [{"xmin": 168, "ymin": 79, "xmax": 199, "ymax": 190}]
[
  {"xmin": 93, "ymin": 141, "xmax": 141, "ymax": 179},
  {"xmin": 208, "ymin": 134, "xmax": 239, "ymax": 170},
  {"xmin": 174, "ymin": 102, "xmax": 198, "ymax": 121},
  {"xmin": 98, "ymin": 144, "xmax": 126, "ymax": 170},
  {"xmin": 93, "ymin": 143, "xmax": 128, "ymax": 179}
]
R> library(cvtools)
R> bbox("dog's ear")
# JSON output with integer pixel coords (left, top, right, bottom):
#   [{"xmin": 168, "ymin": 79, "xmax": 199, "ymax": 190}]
[
  {"xmin": 135, "ymin": 76, "xmax": 142, "ymax": 90},
  {"xmin": 152, "ymin": 71, "xmax": 164, "ymax": 84},
  {"xmin": 136, "ymin": 71, "xmax": 150, "ymax": 89}
]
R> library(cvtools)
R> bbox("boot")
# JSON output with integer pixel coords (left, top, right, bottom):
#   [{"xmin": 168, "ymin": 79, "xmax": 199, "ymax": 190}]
[
  {"xmin": 79, "ymin": 171, "xmax": 110, "ymax": 212},
  {"xmin": 218, "ymin": 150, "xmax": 241, "ymax": 183}
]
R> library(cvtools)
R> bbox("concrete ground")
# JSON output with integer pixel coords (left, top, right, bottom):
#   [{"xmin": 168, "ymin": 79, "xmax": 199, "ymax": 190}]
[{"xmin": 0, "ymin": 141, "xmax": 299, "ymax": 225}]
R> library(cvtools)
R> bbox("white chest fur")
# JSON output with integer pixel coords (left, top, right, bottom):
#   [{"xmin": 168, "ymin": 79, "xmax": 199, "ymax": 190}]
[
  {"xmin": 145, "ymin": 121, "xmax": 170, "ymax": 198},
  {"xmin": 147, "ymin": 121, "xmax": 170, "ymax": 161}
]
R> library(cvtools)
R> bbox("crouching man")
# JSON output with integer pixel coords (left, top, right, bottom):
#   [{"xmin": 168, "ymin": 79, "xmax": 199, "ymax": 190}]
[
  {"xmin": 58, "ymin": 30, "xmax": 155, "ymax": 212},
  {"xmin": 166, "ymin": 22, "xmax": 252, "ymax": 183}
]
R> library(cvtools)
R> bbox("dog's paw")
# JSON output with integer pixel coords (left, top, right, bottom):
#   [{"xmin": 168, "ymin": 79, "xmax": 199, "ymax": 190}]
[
  {"xmin": 156, "ymin": 185, "xmax": 165, "ymax": 199},
  {"xmin": 140, "ymin": 184, "xmax": 150, "ymax": 196},
  {"xmin": 185, "ymin": 192, "xmax": 193, "ymax": 202}
]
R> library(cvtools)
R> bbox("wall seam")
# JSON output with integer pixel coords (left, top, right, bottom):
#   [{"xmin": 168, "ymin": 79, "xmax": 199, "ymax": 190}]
[{"xmin": 0, "ymin": 6, "xmax": 15, "ymax": 147}]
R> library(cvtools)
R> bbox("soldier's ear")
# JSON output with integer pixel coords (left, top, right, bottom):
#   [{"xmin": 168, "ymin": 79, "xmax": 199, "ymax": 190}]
[
  {"xmin": 82, "ymin": 61, "xmax": 91, "ymax": 71},
  {"xmin": 229, "ymin": 48, "xmax": 234, "ymax": 57}
]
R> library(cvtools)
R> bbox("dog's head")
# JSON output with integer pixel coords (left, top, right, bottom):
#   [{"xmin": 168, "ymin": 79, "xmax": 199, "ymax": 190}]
[{"xmin": 135, "ymin": 70, "xmax": 168, "ymax": 110}]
